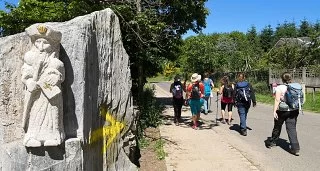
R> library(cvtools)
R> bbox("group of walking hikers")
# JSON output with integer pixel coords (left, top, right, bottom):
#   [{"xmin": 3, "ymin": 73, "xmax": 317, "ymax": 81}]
[{"xmin": 169, "ymin": 72, "xmax": 303, "ymax": 156}]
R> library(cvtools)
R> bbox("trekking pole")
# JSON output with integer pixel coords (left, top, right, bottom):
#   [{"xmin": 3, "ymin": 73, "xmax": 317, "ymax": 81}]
[{"xmin": 215, "ymin": 91, "xmax": 219, "ymax": 126}]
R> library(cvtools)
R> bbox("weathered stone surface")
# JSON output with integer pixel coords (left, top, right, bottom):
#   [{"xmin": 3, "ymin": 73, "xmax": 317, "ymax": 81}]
[{"xmin": 0, "ymin": 8, "xmax": 137, "ymax": 170}]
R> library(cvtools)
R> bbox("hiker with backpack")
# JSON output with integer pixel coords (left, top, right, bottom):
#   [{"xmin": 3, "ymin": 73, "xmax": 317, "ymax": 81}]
[
  {"xmin": 170, "ymin": 75, "xmax": 186, "ymax": 125},
  {"xmin": 202, "ymin": 72, "xmax": 215, "ymax": 114},
  {"xmin": 265, "ymin": 72, "xmax": 302, "ymax": 156},
  {"xmin": 219, "ymin": 75, "xmax": 234, "ymax": 125},
  {"xmin": 234, "ymin": 73, "xmax": 256, "ymax": 136},
  {"xmin": 186, "ymin": 73, "xmax": 205, "ymax": 129}
]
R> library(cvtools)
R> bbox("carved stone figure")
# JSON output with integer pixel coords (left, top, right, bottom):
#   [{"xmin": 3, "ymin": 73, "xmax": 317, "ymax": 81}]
[{"xmin": 21, "ymin": 25, "xmax": 65, "ymax": 147}]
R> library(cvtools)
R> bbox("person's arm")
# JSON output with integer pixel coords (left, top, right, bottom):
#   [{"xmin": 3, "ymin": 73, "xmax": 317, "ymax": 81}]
[
  {"xmin": 273, "ymin": 88, "xmax": 281, "ymax": 120},
  {"xmin": 169, "ymin": 83, "xmax": 173, "ymax": 93},
  {"xmin": 182, "ymin": 80, "xmax": 187, "ymax": 92},
  {"xmin": 233, "ymin": 84, "xmax": 238, "ymax": 106},
  {"xmin": 210, "ymin": 79, "xmax": 214, "ymax": 88},
  {"xmin": 219, "ymin": 85, "xmax": 224, "ymax": 95},
  {"xmin": 185, "ymin": 84, "xmax": 190, "ymax": 99},
  {"xmin": 200, "ymin": 83, "xmax": 205, "ymax": 96},
  {"xmin": 249, "ymin": 83, "xmax": 257, "ymax": 107}
]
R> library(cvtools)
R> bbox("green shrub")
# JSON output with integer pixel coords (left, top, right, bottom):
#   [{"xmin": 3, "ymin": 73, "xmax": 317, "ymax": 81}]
[
  {"xmin": 252, "ymin": 81, "xmax": 270, "ymax": 95},
  {"xmin": 137, "ymin": 84, "xmax": 164, "ymax": 138}
]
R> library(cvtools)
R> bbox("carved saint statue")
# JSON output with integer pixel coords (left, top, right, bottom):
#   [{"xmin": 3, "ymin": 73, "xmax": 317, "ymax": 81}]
[{"xmin": 21, "ymin": 25, "xmax": 65, "ymax": 147}]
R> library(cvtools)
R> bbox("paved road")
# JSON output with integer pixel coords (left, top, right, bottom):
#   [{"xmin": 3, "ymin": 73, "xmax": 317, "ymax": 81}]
[{"xmin": 156, "ymin": 82, "xmax": 320, "ymax": 171}]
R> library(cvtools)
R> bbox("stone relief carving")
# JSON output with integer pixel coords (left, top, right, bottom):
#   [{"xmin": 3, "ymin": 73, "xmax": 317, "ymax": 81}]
[{"xmin": 21, "ymin": 25, "xmax": 65, "ymax": 147}]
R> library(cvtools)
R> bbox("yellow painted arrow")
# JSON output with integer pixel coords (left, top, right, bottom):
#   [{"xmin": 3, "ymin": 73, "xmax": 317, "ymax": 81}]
[{"xmin": 89, "ymin": 107, "xmax": 125, "ymax": 154}]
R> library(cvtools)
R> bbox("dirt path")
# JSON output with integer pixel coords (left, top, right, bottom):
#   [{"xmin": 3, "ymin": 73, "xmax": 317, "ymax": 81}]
[{"xmin": 155, "ymin": 84, "xmax": 259, "ymax": 171}]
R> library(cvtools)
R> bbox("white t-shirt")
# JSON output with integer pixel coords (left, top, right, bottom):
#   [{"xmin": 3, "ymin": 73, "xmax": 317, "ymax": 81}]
[{"xmin": 275, "ymin": 84, "xmax": 287, "ymax": 101}]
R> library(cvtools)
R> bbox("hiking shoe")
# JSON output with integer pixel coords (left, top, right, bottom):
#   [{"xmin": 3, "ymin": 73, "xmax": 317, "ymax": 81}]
[
  {"xmin": 290, "ymin": 149, "xmax": 300, "ymax": 156},
  {"xmin": 266, "ymin": 141, "xmax": 276, "ymax": 148},
  {"xmin": 192, "ymin": 125, "xmax": 199, "ymax": 130},
  {"xmin": 240, "ymin": 129, "xmax": 247, "ymax": 136}
]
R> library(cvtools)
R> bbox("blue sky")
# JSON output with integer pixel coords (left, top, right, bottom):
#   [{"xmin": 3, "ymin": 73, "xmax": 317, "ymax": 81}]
[
  {"xmin": 1, "ymin": 0, "xmax": 319, "ymax": 37},
  {"xmin": 184, "ymin": 0, "xmax": 320, "ymax": 37}
]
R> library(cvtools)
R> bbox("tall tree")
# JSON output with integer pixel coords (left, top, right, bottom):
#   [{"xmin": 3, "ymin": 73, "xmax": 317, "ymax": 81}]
[
  {"xmin": 298, "ymin": 19, "xmax": 312, "ymax": 37},
  {"xmin": 260, "ymin": 25, "xmax": 274, "ymax": 52},
  {"xmin": 274, "ymin": 21, "xmax": 297, "ymax": 41}
]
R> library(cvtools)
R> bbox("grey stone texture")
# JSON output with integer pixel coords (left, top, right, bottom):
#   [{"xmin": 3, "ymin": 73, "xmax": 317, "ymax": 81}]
[{"xmin": 0, "ymin": 8, "xmax": 137, "ymax": 171}]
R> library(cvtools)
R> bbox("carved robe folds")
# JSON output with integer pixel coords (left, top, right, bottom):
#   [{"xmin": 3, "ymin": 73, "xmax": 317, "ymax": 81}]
[{"xmin": 21, "ymin": 25, "xmax": 65, "ymax": 147}]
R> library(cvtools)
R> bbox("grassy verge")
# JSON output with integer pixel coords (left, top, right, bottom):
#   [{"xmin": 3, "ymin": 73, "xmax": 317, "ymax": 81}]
[
  {"xmin": 147, "ymin": 75, "xmax": 171, "ymax": 83},
  {"xmin": 154, "ymin": 139, "xmax": 167, "ymax": 160},
  {"xmin": 138, "ymin": 137, "xmax": 150, "ymax": 149},
  {"xmin": 256, "ymin": 93, "xmax": 320, "ymax": 113}
]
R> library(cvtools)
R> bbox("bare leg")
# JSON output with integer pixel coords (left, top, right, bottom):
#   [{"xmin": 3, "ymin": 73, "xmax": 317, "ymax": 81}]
[
  {"xmin": 228, "ymin": 111, "xmax": 232, "ymax": 125},
  {"xmin": 221, "ymin": 110, "xmax": 226, "ymax": 123}
]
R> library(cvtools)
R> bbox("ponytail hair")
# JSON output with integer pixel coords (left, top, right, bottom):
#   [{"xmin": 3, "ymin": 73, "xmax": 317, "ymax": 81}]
[{"xmin": 281, "ymin": 72, "xmax": 292, "ymax": 84}]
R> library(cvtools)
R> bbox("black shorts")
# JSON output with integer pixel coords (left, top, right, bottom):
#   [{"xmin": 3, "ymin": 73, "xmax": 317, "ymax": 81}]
[{"xmin": 221, "ymin": 102, "xmax": 233, "ymax": 112}]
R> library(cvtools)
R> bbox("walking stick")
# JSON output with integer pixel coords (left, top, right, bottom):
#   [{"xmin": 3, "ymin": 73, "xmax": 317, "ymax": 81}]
[{"xmin": 215, "ymin": 91, "xmax": 219, "ymax": 126}]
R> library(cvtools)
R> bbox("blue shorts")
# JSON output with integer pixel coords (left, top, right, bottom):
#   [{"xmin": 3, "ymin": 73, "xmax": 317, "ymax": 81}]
[{"xmin": 189, "ymin": 98, "xmax": 204, "ymax": 115}]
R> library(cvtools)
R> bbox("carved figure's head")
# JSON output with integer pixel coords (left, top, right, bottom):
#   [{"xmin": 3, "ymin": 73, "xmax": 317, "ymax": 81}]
[
  {"xmin": 25, "ymin": 24, "xmax": 62, "ymax": 51},
  {"xmin": 34, "ymin": 38, "xmax": 52, "ymax": 52}
]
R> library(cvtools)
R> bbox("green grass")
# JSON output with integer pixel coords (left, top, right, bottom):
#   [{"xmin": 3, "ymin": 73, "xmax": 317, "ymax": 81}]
[
  {"xmin": 256, "ymin": 93, "xmax": 274, "ymax": 105},
  {"xmin": 154, "ymin": 139, "xmax": 167, "ymax": 160},
  {"xmin": 138, "ymin": 137, "xmax": 150, "ymax": 149},
  {"xmin": 147, "ymin": 75, "xmax": 171, "ymax": 83},
  {"xmin": 256, "ymin": 92, "xmax": 320, "ymax": 113},
  {"xmin": 303, "ymin": 92, "xmax": 320, "ymax": 113}
]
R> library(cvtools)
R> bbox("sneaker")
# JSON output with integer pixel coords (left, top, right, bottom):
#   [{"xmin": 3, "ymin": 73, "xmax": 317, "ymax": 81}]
[
  {"xmin": 265, "ymin": 138, "xmax": 276, "ymax": 148},
  {"xmin": 192, "ymin": 125, "xmax": 199, "ymax": 130},
  {"xmin": 290, "ymin": 149, "xmax": 300, "ymax": 156},
  {"xmin": 240, "ymin": 129, "xmax": 247, "ymax": 136},
  {"xmin": 221, "ymin": 120, "xmax": 226, "ymax": 124},
  {"xmin": 266, "ymin": 141, "xmax": 276, "ymax": 148}
]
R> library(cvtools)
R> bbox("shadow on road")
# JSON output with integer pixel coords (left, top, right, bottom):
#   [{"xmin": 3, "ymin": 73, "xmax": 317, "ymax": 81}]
[
  {"xmin": 156, "ymin": 97, "xmax": 172, "ymax": 106},
  {"xmin": 162, "ymin": 114, "xmax": 218, "ymax": 130},
  {"xmin": 264, "ymin": 137, "xmax": 291, "ymax": 153},
  {"xmin": 229, "ymin": 124, "xmax": 253, "ymax": 134}
]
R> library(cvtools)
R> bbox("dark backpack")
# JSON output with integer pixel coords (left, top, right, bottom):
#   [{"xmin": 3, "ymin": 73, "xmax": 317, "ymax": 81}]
[
  {"xmin": 223, "ymin": 84, "xmax": 233, "ymax": 98},
  {"xmin": 191, "ymin": 83, "xmax": 201, "ymax": 99},
  {"xmin": 172, "ymin": 83, "xmax": 183, "ymax": 99},
  {"xmin": 235, "ymin": 81, "xmax": 251, "ymax": 103},
  {"xmin": 203, "ymin": 79, "xmax": 212, "ymax": 97},
  {"xmin": 281, "ymin": 83, "xmax": 304, "ymax": 111}
]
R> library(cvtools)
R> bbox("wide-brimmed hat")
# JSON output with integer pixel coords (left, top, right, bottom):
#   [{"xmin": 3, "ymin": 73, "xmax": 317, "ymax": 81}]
[{"xmin": 191, "ymin": 73, "xmax": 201, "ymax": 83}]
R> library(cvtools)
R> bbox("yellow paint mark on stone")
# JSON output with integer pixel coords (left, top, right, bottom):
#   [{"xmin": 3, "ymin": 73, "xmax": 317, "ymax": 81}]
[{"xmin": 89, "ymin": 107, "xmax": 125, "ymax": 154}]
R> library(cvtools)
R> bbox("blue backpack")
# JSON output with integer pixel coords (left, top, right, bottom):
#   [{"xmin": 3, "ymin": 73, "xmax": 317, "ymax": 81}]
[
  {"xmin": 283, "ymin": 83, "xmax": 304, "ymax": 111},
  {"xmin": 203, "ymin": 79, "xmax": 212, "ymax": 97},
  {"xmin": 235, "ymin": 81, "xmax": 251, "ymax": 103}
]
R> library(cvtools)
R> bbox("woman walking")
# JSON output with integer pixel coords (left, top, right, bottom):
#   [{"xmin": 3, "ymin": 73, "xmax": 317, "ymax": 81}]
[
  {"xmin": 219, "ymin": 76, "xmax": 234, "ymax": 125},
  {"xmin": 186, "ymin": 73, "xmax": 204, "ymax": 129},
  {"xmin": 234, "ymin": 73, "xmax": 256, "ymax": 136},
  {"xmin": 266, "ymin": 72, "xmax": 301, "ymax": 156}
]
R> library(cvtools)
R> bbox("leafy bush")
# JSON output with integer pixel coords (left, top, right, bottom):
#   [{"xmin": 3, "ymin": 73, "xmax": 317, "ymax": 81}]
[
  {"xmin": 252, "ymin": 81, "xmax": 270, "ymax": 95},
  {"xmin": 137, "ymin": 84, "xmax": 164, "ymax": 138}
]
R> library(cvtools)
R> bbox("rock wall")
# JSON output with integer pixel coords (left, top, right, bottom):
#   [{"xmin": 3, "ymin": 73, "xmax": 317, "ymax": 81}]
[{"xmin": 0, "ymin": 9, "xmax": 137, "ymax": 171}]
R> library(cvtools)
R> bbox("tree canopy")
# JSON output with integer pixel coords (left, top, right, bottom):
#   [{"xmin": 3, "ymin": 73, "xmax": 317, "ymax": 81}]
[{"xmin": 0, "ymin": 0, "xmax": 209, "ymax": 97}]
